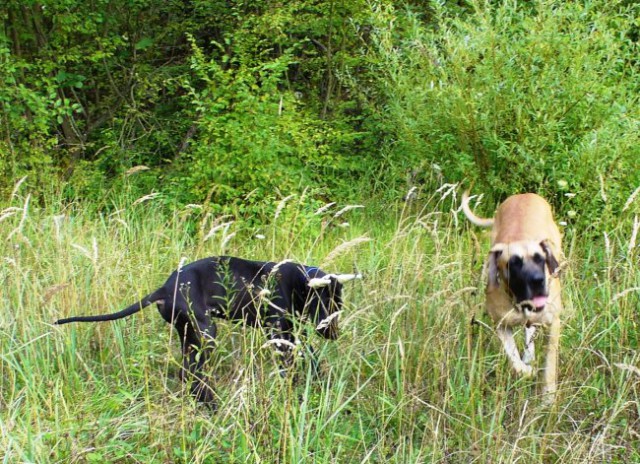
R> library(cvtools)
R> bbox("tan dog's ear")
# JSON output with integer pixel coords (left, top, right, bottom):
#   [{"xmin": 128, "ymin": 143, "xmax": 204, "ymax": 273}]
[
  {"xmin": 487, "ymin": 244, "xmax": 505, "ymax": 288},
  {"xmin": 540, "ymin": 240, "xmax": 559, "ymax": 274}
]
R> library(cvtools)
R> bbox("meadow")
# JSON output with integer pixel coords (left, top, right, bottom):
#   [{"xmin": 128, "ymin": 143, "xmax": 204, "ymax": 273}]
[{"xmin": 1, "ymin": 182, "xmax": 638, "ymax": 463}]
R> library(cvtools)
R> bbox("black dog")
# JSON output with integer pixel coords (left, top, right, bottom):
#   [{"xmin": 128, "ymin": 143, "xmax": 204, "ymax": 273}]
[{"xmin": 56, "ymin": 256, "xmax": 359, "ymax": 405}]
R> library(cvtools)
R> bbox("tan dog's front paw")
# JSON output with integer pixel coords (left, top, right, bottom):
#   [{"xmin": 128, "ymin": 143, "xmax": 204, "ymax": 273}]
[
  {"xmin": 542, "ymin": 383, "xmax": 557, "ymax": 400},
  {"xmin": 513, "ymin": 361, "xmax": 534, "ymax": 377},
  {"xmin": 521, "ymin": 350, "xmax": 535, "ymax": 366}
]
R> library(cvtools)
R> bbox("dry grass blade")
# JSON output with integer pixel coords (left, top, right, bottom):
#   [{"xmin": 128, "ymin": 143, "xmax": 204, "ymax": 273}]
[
  {"xmin": 611, "ymin": 287, "xmax": 640, "ymax": 303},
  {"xmin": 628, "ymin": 215, "xmax": 639, "ymax": 254},
  {"xmin": 132, "ymin": 192, "xmax": 161, "ymax": 206},
  {"xmin": 203, "ymin": 221, "xmax": 234, "ymax": 242},
  {"xmin": 0, "ymin": 207, "xmax": 21, "ymax": 223},
  {"xmin": 622, "ymin": 186, "xmax": 640, "ymax": 211},
  {"xmin": 125, "ymin": 165, "xmax": 150, "ymax": 176},
  {"xmin": 314, "ymin": 202, "xmax": 336, "ymax": 215},
  {"xmin": 333, "ymin": 205, "xmax": 364, "ymax": 218},
  {"xmin": 42, "ymin": 283, "xmax": 70, "ymax": 304},
  {"xmin": 613, "ymin": 363, "xmax": 640, "ymax": 377},
  {"xmin": 7, "ymin": 194, "xmax": 30, "ymax": 240},
  {"xmin": 11, "ymin": 176, "xmax": 28, "ymax": 199},
  {"xmin": 321, "ymin": 236, "xmax": 371, "ymax": 266},
  {"xmin": 274, "ymin": 194, "xmax": 296, "ymax": 220}
]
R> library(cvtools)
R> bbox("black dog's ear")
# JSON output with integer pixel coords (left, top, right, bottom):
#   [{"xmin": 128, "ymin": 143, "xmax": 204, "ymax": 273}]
[
  {"xmin": 540, "ymin": 240, "xmax": 559, "ymax": 275},
  {"xmin": 487, "ymin": 245, "xmax": 504, "ymax": 289}
]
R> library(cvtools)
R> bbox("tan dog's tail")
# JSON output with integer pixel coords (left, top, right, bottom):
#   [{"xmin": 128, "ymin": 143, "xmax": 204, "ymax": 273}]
[{"xmin": 461, "ymin": 190, "xmax": 494, "ymax": 228}]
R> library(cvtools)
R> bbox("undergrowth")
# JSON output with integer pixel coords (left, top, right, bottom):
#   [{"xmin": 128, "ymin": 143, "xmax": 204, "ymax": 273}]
[{"xmin": 1, "ymin": 183, "xmax": 638, "ymax": 463}]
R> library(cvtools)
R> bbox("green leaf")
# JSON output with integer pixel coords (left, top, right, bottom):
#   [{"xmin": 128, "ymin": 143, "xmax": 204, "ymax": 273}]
[
  {"xmin": 86, "ymin": 452, "xmax": 104, "ymax": 462},
  {"xmin": 135, "ymin": 37, "xmax": 154, "ymax": 50}
]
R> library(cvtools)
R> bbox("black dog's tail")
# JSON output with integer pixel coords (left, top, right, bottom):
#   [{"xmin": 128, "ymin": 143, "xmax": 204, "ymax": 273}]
[{"xmin": 55, "ymin": 289, "xmax": 165, "ymax": 324}]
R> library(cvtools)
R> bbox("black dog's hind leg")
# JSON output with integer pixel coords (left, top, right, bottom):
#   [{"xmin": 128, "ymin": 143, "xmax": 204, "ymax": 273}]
[{"xmin": 175, "ymin": 311, "xmax": 217, "ymax": 407}]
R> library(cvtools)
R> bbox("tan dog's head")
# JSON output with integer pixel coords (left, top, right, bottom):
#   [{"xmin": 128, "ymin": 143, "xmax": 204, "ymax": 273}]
[{"xmin": 487, "ymin": 240, "xmax": 559, "ymax": 311}]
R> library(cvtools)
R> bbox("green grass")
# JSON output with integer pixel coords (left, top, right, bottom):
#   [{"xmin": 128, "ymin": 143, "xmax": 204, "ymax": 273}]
[{"xmin": 1, "ymin": 186, "xmax": 638, "ymax": 463}]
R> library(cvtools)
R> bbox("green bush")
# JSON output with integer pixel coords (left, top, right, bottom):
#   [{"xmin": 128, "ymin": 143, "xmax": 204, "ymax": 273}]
[
  {"xmin": 165, "ymin": 2, "xmax": 377, "ymax": 213},
  {"xmin": 367, "ymin": 0, "xmax": 640, "ymax": 225}
]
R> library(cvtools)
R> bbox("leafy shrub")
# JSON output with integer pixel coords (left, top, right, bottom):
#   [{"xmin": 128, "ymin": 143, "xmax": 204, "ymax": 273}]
[
  {"xmin": 167, "ymin": 2, "xmax": 376, "ymax": 214},
  {"xmin": 367, "ymin": 1, "xmax": 640, "ymax": 225}
]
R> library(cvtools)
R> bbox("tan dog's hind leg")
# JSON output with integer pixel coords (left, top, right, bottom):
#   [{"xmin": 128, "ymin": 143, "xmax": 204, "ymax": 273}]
[
  {"xmin": 496, "ymin": 326, "xmax": 534, "ymax": 376},
  {"xmin": 542, "ymin": 317, "xmax": 561, "ymax": 397},
  {"xmin": 522, "ymin": 325, "xmax": 536, "ymax": 366}
]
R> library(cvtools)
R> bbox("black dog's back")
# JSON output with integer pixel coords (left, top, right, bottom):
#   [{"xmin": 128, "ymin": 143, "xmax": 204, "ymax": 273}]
[
  {"xmin": 55, "ymin": 256, "xmax": 279, "ymax": 325},
  {"xmin": 146, "ymin": 256, "xmax": 305, "ymax": 324}
]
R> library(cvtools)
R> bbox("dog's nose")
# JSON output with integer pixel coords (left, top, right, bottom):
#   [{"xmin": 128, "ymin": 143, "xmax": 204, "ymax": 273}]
[{"xmin": 530, "ymin": 274, "xmax": 545, "ymax": 288}]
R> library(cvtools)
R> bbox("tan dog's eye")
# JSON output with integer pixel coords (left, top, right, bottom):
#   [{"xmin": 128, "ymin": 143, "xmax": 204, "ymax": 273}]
[
  {"xmin": 508, "ymin": 255, "xmax": 523, "ymax": 268},
  {"xmin": 532, "ymin": 253, "xmax": 545, "ymax": 265}
]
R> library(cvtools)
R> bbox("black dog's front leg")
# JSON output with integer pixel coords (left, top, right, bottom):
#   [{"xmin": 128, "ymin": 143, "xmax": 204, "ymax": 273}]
[
  {"xmin": 268, "ymin": 323, "xmax": 324, "ymax": 381},
  {"xmin": 266, "ymin": 316, "xmax": 298, "ymax": 375},
  {"xmin": 297, "ymin": 331, "xmax": 321, "ymax": 378}
]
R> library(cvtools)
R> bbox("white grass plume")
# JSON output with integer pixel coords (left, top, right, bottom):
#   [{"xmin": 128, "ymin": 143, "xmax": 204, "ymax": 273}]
[
  {"xmin": 435, "ymin": 182, "xmax": 458, "ymax": 202},
  {"xmin": 308, "ymin": 276, "xmax": 332, "ymax": 288},
  {"xmin": 322, "ymin": 236, "xmax": 371, "ymax": 266},
  {"xmin": 316, "ymin": 311, "xmax": 342, "ymax": 331},
  {"xmin": 125, "ymin": 165, "xmax": 150, "ymax": 176},
  {"xmin": 599, "ymin": 174, "xmax": 607, "ymax": 203},
  {"xmin": 261, "ymin": 339, "xmax": 296, "ymax": 350},
  {"xmin": 613, "ymin": 363, "xmax": 640, "ymax": 377},
  {"xmin": 333, "ymin": 205, "xmax": 364, "ymax": 219},
  {"xmin": 628, "ymin": 215, "xmax": 638, "ymax": 255},
  {"xmin": 274, "ymin": 194, "xmax": 296, "ymax": 220},
  {"xmin": 611, "ymin": 287, "xmax": 640, "ymax": 303},
  {"xmin": 203, "ymin": 221, "xmax": 234, "ymax": 242},
  {"xmin": 0, "ymin": 207, "xmax": 20, "ymax": 223},
  {"xmin": 132, "ymin": 192, "xmax": 161, "ymax": 206},
  {"xmin": 53, "ymin": 214, "xmax": 66, "ymax": 242},
  {"xmin": 72, "ymin": 237, "xmax": 99, "ymax": 265},
  {"xmin": 7, "ymin": 194, "xmax": 30, "ymax": 241},
  {"xmin": 314, "ymin": 202, "xmax": 336, "ymax": 215},
  {"xmin": 221, "ymin": 231, "xmax": 236, "ymax": 250},
  {"xmin": 271, "ymin": 259, "xmax": 294, "ymax": 275},
  {"xmin": 404, "ymin": 186, "xmax": 418, "ymax": 201},
  {"xmin": 623, "ymin": 186, "xmax": 640, "ymax": 211},
  {"xmin": 11, "ymin": 176, "xmax": 28, "ymax": 199}
]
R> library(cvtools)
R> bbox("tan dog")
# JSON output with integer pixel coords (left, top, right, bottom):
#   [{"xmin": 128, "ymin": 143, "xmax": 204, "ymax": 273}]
[{"xmin": 462, "ymin": 191, "xmax": 563, "ymax": 396}]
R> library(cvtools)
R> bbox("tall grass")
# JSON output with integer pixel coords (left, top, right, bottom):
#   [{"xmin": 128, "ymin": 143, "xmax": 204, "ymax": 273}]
[{"xmin": 1, "ymin": 183, "xmax": 638, "ymax": 463}]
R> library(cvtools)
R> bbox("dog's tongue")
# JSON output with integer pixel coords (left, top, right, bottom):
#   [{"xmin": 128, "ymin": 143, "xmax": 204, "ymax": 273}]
[{"xmin": 533, "ymin": 296, "xmax": 548, "ymax": 309}]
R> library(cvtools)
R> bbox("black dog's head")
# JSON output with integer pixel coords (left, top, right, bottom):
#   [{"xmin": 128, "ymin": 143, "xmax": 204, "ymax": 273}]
[
  {"xmin": 303, "ymin": 267, "xmax": 353, "ymax": 340},
  {"xmin": 488, "ymin": 240, "xmax": 559, "ymax": 312}
]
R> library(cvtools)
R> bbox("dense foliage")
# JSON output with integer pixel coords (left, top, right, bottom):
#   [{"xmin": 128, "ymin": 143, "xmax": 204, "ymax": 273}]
[
  {"xmin": 1, "ymin": 0, "xmax": 639, "ymax": 221},
  {"xmin": 2, "ymin": 2, "xmax": 639, "ymax": 462}
]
